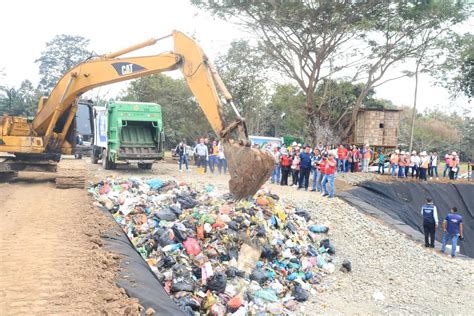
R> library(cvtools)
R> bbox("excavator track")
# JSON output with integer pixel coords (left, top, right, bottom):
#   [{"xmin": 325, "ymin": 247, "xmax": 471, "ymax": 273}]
[{"xmin": 55, "ymin": 158, "xmax": 87, "ymax": 189}]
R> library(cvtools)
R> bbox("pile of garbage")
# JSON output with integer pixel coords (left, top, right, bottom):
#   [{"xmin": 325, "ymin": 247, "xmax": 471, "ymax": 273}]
[{"xmin": 90, "ymin": 177, "xmax": 344, "ymax": 315}]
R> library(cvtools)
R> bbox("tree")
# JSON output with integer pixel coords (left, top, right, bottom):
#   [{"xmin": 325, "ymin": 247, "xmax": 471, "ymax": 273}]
[
  {"xmin": 35, "ymin": 34, "xmax": 92, "ymax": 92},
  {"xmin": 122, "ymin": 74, "xmax": 212, "ymax": 147},
  {"xmin": 193, "ymin": 1, "xmax": 470, "ymax": 144},
  {"xmin": 345, "ymin": 1, "xmax": 469, "ymax": 141},
  {"xmin": 192, "ymin": 1, "xmax": 375, "ymax": 144},
  {"xmin": 0, "ymin": 80, "xmax": 40, "ymax": 116},
  {"xmin": 432, "ymin": 33, "xmax": 474, "ymax": 101},
  {"xmin": 215, "ymin": 40, "xmax": 269, "ymax": 135},
  {"xmin": 397, "ymin": 107, "xmax": 473, "ymax": 161},
  {"xmin": 266, "ymin": 84, "xmax": 306, "ymax": 138}
]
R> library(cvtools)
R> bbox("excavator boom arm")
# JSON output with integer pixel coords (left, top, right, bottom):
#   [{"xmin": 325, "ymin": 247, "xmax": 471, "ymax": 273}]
[
  {"xmin": 1, "ymin": 30, "xmax": 274, "ymax": 199},
  {"xmin": 32, "ymin": 31, "xmax": 225, "ymax": 142}
]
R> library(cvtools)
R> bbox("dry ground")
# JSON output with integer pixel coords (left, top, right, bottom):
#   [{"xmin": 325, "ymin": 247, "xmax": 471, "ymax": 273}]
[{"xmin": 0, "ymin": 168, "xmax": 140, "ymax": 315}]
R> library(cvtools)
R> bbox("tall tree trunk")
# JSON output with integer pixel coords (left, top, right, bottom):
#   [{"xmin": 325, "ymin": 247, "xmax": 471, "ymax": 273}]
[
  {"xmin": 342, "ymin": 84, "xmax": 371, "ymax": 141},
  {"xmin": 409, "ymin": 60, "xmax": 421, "ymax": 153},
  {"xmin": 304, "ymin": 93, "xmax": 338, "ymax": 146}
]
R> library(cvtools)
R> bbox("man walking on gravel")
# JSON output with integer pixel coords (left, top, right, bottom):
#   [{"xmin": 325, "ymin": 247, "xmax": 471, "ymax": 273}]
[
  {"xmin": 441, "ymin": 207, "xmax": 464, "ymax": 258},
  {"xmin": 421, "ymin": 198, "xmax": 438, "ymax": 248}
]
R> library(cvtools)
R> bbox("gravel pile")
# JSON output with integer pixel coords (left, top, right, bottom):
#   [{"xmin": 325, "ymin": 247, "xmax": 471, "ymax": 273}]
[
  {"xmin": 284, "ymin": 196, "xmax": 474, "ymax": 314},
  {"xmin": 337, "ymin": 172, "xmax": 378, "ymax": 186}
]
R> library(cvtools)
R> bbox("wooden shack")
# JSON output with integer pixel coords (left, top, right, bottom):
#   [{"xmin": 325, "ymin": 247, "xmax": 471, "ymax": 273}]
[{"xmin": 353, "ymin": 108, "xmax": 400, "ymax": 148}]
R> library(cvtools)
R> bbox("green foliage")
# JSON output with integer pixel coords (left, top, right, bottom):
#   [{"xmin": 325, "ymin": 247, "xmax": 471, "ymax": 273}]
[
  {"xmin": 432, "ymin": 33, "xmax": 473, "ymax": 100},
  {"xmin": 35, "ymin": 34, "xmax": 92, "ymax": 92},
  {"xmin": 0, "ymin": 80, "xmax": 41, "ymax": 116},
  {"xmin": 398, "ymin": 107, "xmax": 472, "ymax": 160},
  {"xmin": 122, "ymin": 74, "xmax": 211, "ymax": 147},
  {"xmin": 266, "ymin": 84, "xmax": 305, "ymax": 137},
  {"xmin": 215, "ymin": 40, "xmax": 269, "ymax": 135}
]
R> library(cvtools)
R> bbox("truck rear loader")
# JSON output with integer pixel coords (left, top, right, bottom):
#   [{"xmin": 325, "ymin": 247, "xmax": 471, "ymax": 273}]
[{"xmin": 91, "ymin": 101, "xmax": 165, "ymax": 170}]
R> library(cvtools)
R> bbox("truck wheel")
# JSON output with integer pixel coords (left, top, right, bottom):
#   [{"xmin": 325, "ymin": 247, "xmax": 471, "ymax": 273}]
[
  {"xmin": 138, "ymin": 163, "xmax": 153, "ymax": 170},
  {"xmin": 102, "ymin": 149, "xmax": 116, "ymax": 170}
]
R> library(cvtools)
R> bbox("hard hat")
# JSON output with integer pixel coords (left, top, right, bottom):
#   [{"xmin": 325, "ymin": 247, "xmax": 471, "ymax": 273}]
[
  {"xmin": 401, "ymin": 151, "xmax": 405, "ymax": 155},
  {"xmin": 297, "ymin": 143, "xmax": 302, "ymax": 147},
  {"xmin": 420, "ymin": 151, "xmax": 427, "ymax": 156},
  {"xmin": 395, "ymin": 149, "xmax": 400, "ymax": 154},
  {"xmin": 412, "ymin": 150, "xmax": 416, "ymax": 155},
  {"xmin": 452, "ymin": 151, "xmax": 457, "ymax": 156},
  {"xmin": 366, "ymin": 143, "xmax": 370, "ymax": 147},
  {"xmin": 292, "ymin": 142, "xmax": 297, "ymax": 146}
]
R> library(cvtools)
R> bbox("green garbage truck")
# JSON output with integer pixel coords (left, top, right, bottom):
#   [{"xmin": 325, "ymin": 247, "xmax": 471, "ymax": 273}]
[{"xmin": 91, "ymin": 101, "xmax": 165, "ymax": 170}]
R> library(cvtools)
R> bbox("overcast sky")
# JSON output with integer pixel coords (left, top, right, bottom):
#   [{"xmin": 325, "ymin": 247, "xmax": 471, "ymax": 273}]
[{"xmin": 0, "ymin": 0, "xmax": 471, "ymax": 114}]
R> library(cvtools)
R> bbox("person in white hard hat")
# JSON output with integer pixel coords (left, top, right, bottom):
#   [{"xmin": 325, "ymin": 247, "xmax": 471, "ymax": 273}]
[
  {"xmin": 419, "ymin": 151, "xmax": 429, "ymax": 181},
  {"xmin": 411, "ymin": 150, "xmax": 420, "ymax": 178}
]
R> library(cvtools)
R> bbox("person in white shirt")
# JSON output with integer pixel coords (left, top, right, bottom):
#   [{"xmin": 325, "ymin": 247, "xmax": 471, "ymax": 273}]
[
  {"xmin": 411, "ymin": 151, "xmax": 420, "ymax": 178},
  {"xmin": 430, "ymin": 152, "xmax": 439, "ymax": 179},
  {"xmin": 217, "ymin": 142, "xmax": 227, "ymax": 174}
]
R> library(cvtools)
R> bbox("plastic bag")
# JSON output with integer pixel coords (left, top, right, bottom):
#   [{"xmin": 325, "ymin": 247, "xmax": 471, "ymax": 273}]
[
  {"xmin": 177, "ymin": 194, "xmax": 198, "ymax": 209},
  {"xmin": 147, "ymin": 178, "xmax": 164, "ymax": 190},
  {"xmin": 206, "ymin": 272, "xmax": 227, "ymax": 293},
  {"xmin": 341, "ymin": 259, "xmax": 352, "ymax": 273},
  {"xmin": 309, "ymin": 224, "xmax": 329, "ymax": 233},
  {"xmin": 254, "ymin": 289, "xmax": 278, "ymax": 302},
  {"xmin": 295, "ymin": 208, "xmax": 311, "ymax": 222},
  {"xmin": 250, "ymin": 268, "xmax": 269, "ymax": 285},
  {"xmin": 292, "ymin": 284, "xmax": 309, "ymax": 302},
  {"xmin": 155, "ymin": 208, "xmax": 177, "ymax": 221},
  {"xmin": 171, "ymin": 280, "xmax": 194, "ymax": 293},
  {"xmin": 183, "ymin": 238, "xmax": 201, "ymax": 256}
]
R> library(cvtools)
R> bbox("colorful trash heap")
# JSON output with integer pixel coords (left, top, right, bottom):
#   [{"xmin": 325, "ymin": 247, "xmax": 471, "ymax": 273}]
[{"xmin": 90, "ymin": 177, "xmax": 341, "ymax": 315}]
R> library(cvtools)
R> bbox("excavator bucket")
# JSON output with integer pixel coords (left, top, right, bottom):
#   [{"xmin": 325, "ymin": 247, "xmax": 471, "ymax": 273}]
[{"xmin": 223, "ymin": 141, "xmax": 274, "ymax": 200}]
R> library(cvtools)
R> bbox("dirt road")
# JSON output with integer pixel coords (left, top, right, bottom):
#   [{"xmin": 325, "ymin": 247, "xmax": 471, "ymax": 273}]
[{"xmin": 0, "ymin": 179, "xmax": 139, "ymax": 315}]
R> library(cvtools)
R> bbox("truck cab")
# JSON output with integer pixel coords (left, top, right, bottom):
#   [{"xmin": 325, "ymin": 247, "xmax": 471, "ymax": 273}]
[{"xmin": 91, "ymin": 101, "xmax": 165, "ymax": 170}]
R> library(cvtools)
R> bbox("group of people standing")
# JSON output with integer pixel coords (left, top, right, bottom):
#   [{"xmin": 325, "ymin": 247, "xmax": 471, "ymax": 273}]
[
  {"xmin": 175, "ymin": 138, "xmax": 227, "ymax": 174},
  {"xmin": 387, "ymin": 150, "xmax": 460, "ymax": 180}
]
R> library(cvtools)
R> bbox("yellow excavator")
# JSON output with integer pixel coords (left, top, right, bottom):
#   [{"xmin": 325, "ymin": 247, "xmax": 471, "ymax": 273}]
[{"xmin": 0, "ymin": 31, "xmax": 274, "ymax": 199}]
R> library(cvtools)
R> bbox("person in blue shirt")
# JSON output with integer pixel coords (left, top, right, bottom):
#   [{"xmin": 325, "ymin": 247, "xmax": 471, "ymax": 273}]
[
  {"xmin": 421, "ymin": 198, "xmax": 438, "ymax": 248},
  {"xmin": 441, "ymin": 207, "xmax": 464, "ymax": 257},
  {"xmin": 377, "ymin": 151, "xmax": 385, "ymax": 175},
  {"xmin": 298, "ymin": 145, "xmax": 312, "ymax": 191}
]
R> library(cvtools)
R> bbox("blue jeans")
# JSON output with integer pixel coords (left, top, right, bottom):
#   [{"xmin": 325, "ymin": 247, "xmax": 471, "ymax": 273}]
[
  {"xmin": 390, "ymin": 163, "xmax": 398, "ymax": 176},
  {"xmin": 378, "ymin": 162, "xmax": 384, "ymax": 174},
  {"xmin": 209, "ymin": 155, "xmax": 219, "ymax": 173},
  {"xmin": 431, "ymin": 166, "xmax": 438, "ymax": 177},
  {"xmin": 218, "ymin": 158, "xmax": 227, "ymax": 174},
  {"xmin": 312, "ymin": 169, "xmax": 319, "ymax": 190},
  {"xmin": 443, "ymin": 164, "xmax": 449, "ymax": 177},
  {"xmin": 321, "ymin": 173, "xmax": 335, "ymax": 197},
  {"xmin": 316, "ymin": 171, "xmax": 324, "ymax": 192},
  {"xmin": 179, "ymin": 155, "xmax": 188, "ymax": 170},
  {"xmin": 337, "ymin": 159, "xmax": 346, "ymax": 172},
  {"xmin": 398, "ymin": 165, "xmax": 405, "ymax": 178},
  {"xmin": 271, "ymin": 164, "xmax": 281, "ymax": 183},
  {"xmin": 441, "ymin": 233, "xmax": 459, "ymax": 257}
]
